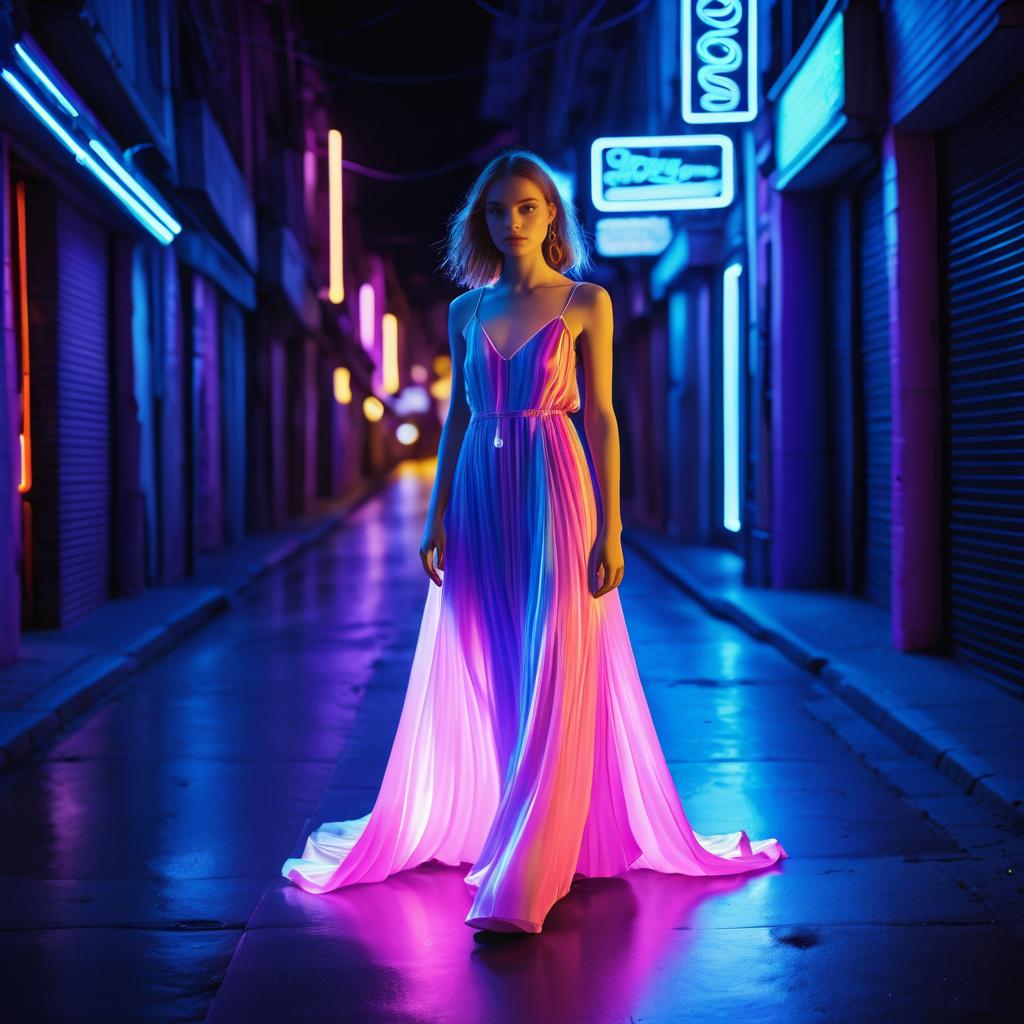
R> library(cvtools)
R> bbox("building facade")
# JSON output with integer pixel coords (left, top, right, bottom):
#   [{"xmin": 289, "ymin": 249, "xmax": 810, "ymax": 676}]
[
  {"xmin": 0, "ymin": 0, "xmax": 409, "ymax": 667},
  {"xmin": 480, "ymin": 0, "xmax": 1023, "ymax": 696}
]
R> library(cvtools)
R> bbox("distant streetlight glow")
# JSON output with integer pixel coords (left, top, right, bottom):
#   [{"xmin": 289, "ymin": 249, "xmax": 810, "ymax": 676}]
[
  {"xmin": 333, "ymin": 366, "xmax": 351, "ymax": 404},
  {"xmin": 396, "ymin": 422, "xmax": 420, "ymax": 446},
  {"xmin": 363, "ymin": 395, "xmax": 384, "ymax": 422}
]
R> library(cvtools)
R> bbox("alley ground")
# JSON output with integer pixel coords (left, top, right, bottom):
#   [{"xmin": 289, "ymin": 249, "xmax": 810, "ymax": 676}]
[{"xmin": 2, "ymin": 463, "xmax": 1022, "ymax": 1023}]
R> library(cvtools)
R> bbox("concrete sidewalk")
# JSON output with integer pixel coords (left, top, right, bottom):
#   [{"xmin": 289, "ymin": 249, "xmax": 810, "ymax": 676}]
[
  {"xmin": 624, "ymin": 526, "xmax": 1024, "ymax": 833},
  {"xmin": 0, "ymin": 474, "xmax": 390, "ymax": 774}
]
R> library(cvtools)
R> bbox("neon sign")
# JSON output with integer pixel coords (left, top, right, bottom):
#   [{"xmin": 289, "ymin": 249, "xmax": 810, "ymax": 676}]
[
  {"xmin": 682, "ymin": 1, "xmax": 758, "ymax": 124},
  {"xmin": 774, "ymin": 11, "xmax": 846, "ymax": 189},
  {"xmin": 595, "ymin": 216, "xmax": 673, "ymax": 257},
  {"xmin": 591, "ymin": 135, "xmax": 734, "ymax": 211}
]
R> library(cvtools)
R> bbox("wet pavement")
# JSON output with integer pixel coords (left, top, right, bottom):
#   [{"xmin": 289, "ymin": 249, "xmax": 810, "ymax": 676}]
[{"xmin": 2, "ymin": 461, "xmax": 1022, "ymax": 1023}]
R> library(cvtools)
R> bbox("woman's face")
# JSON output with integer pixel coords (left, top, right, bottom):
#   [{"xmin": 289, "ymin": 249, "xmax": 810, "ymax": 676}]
[{"xmin": 483, "ymin": 175, "xmax": 554, "ymax": 258}]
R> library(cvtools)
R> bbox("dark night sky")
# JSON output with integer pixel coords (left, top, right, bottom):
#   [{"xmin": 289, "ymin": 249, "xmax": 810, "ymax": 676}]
[{"xmin": 297, "ymin": 1, "xmax": 512, "ymax": 305}]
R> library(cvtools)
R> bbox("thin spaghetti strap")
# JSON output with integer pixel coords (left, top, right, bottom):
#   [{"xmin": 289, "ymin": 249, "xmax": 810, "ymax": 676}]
[
  {"xmin": 473, "ymin": 286, "xmax": 487, "ymax": 319},
  {"xmin": 559, "ymin": 281, "xmax": 582, "ymax": 318}
]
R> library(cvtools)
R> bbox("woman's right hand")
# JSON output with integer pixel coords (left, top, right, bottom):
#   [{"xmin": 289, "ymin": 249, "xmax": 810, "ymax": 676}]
[{"xmin": 420, "ymin": 519, "xmax": 446, "ymax": 587}]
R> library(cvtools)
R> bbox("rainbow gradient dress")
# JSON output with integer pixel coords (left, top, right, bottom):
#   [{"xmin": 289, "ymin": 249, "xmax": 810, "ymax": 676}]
[{"xmin": 281, "ymin": 281, "xmax": 788, "ymax": 933}]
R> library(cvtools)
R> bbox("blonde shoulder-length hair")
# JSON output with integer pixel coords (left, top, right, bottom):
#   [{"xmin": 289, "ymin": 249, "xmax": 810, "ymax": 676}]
[{"xmin": 437, "ymin": 148, "xmax": 593, "ymax": 290}]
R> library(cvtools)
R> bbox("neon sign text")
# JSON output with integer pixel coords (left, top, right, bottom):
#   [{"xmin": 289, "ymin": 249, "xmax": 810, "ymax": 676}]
[
  {"xmin": 682, "ymin": 0, "xmax": 758, "ymax": 124},
  {"xmin": 591, "ymin": 135, "xmax": 734, "ymax": 211}
]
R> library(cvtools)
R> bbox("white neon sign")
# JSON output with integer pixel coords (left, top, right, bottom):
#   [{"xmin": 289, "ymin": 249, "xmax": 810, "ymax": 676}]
[
  {"xmin": 595, "ymin": 216, "xmax": 673, "ymax": 257},
  {"xmin": 591, "ymin": 135, "xmax": 734, "ymax": 211},
  {"xmin": 682, "ymin": 1, "xmax": 758, "ymax": 124}
]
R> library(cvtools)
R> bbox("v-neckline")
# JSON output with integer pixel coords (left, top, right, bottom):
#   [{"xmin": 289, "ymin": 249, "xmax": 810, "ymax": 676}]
[{"xmin": 475, "ymin": 314, "xmax": 566, "ymax": 362}]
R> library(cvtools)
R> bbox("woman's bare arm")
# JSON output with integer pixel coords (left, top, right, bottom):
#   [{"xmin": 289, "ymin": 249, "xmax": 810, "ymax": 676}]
[
  {"xmin": 578, "ymin": 284, "xmax": 625, "ymax": 596},
  {"xmin": 420, "ymin": 297, "xmax": 472, "ymax": 583}
]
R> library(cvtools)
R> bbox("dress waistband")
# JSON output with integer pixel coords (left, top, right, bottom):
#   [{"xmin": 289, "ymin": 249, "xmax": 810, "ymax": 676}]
[
  {"xmin": 470, "ymin": 408, "xmax": 572, "ymax": 419},
  {"xmin": 470, "ymin": 408, "xmax": 574, "ymax": 448}
]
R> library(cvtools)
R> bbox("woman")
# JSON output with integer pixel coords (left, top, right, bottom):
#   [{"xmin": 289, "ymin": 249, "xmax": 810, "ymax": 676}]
[{"xmin": 281, "ymin": 150, "xmax": 787, "ymax": 938}]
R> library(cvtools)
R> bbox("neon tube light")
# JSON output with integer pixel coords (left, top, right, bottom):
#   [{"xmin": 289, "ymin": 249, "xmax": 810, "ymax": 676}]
[
  {"xmin": 1, "ymin": 69, "xmax": 175, "ymax": 245},
  {"xmin": 328, "ymin": 129, "xmax": 344, "ymax": 303},
  {"xmin": 359, "ymin": 282, "xmax": 375, "ymax": 350},
  {"xmin": 382, "ymin": 312, "xmax": 399, "ymax": 394},
  {"xmin": 13, "ymin": 41, "xmax": 79, "ymax": 118},
  {"xmin": 15, "ymin": 181, "xmax": 32, "ymax": 494},
  {"xmin": 723, "ymin": 262, "xmax": 742, "ymax": 533},
  {"xmin": 88, "ymin": 140, "xmax": 181, "ymax": 235}
]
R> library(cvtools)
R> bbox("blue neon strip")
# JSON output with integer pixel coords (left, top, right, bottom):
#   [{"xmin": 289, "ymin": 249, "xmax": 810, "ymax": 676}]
[
  {"xmin": 89, "ymin": 140, "xmax": 181, "ymax": 235},
  {"xmin": 13, "ymin": 42, "xmax": 79, "ymax": 118},
  {"xmin": 1, "ymin": 69, "xmax": 174, "ymax": 245},
  {"xmin": 722, "ymin": 262, "xmax": 742, "ymax": 533}
]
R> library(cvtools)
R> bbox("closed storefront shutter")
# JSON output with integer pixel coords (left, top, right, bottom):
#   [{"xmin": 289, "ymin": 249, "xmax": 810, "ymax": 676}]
[
  {"xmin": 856, "ymin": 168, "xmax": 892, "ymax": 609},
  {"xmin": 57, "ymin": 198, "xmax": 111, "ymax": 623},
  {"xmin": 940, "ymin": 75, "xmax": 1024, "ymax": 690}
]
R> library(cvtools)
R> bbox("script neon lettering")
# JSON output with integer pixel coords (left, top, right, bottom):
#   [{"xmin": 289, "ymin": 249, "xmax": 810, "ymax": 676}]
[
  {"xmin": 603, "ymin": 148, "xmax": 720, "ymax": 187},
  {"xmin": 695, "ymin": 0, "xmax": 743, "ymax": 114}
]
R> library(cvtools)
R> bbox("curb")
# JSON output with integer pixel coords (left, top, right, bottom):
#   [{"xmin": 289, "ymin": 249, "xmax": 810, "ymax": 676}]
[
  {"xmin": 624, "ymin": 530, "xmax": 1024, "ymax": 834},
  {"xmin": 0, "ymin": 474, "xmax": 389, "ymax": 775}
]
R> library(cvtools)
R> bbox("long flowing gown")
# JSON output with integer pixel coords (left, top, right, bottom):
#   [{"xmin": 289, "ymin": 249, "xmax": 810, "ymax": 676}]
[{"xmin": 281, "ymin": 281, "xmax": 788, "ymax": 933}]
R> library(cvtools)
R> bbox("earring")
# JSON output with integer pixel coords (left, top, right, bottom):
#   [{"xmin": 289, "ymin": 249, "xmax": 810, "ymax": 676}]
[{"xmin": 547, "ymin": 224, "xmax": 563, "ymax": 265}]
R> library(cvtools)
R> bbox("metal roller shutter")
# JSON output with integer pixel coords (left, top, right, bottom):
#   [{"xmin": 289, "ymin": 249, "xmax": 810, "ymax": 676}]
[
  {"xmin": 940, "ymin": 75, "xmax": 1024, "ymax": 691},
  {"xmin": 856, "ymin": 168, "xmax": 892, "ymax": 609},
  {"xmin": 56, "ymin": 198, "xmax": 111, "ymax": 623}
]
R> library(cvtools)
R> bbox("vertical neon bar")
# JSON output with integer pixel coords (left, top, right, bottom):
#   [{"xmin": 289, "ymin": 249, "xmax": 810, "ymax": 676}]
[
  {"xmin": 15, "ymin": 181, "xmax": 31, "ymax": 493},
  {"xmin": 328, "ymin": 129, "xmax": 344, "ymax": 303},
  {"xmin": 382, "ymin": 313, "xmax": 399, "ymax": 394},
  {"xmin": 723, "ymin": 262, "xmax": 742, "ymax": 532},
  {"xmin": 358, "ymin": 282, "xmax": 375, "ymax": 350}
]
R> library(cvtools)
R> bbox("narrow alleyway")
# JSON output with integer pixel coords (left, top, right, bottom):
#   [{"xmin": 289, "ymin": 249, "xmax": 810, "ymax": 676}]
[{"xmin": 2, "ymin": 466, "xmax": 1021, "ymax": 1023}]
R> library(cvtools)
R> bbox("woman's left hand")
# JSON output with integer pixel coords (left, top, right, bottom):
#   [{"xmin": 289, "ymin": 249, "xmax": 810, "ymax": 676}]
[{"xmin": 589, "ymin": 528, "xmax": 624, "ymax": 598}]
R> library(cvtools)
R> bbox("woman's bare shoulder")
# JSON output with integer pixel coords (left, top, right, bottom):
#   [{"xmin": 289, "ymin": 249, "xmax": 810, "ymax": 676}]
[
  {"xmin": 448, "ymin": 286, "xmax": 486, "ymax": 335},
  {"xmin": 573, "ymin": 282, "xmax": 612, "ymax": 323}
]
